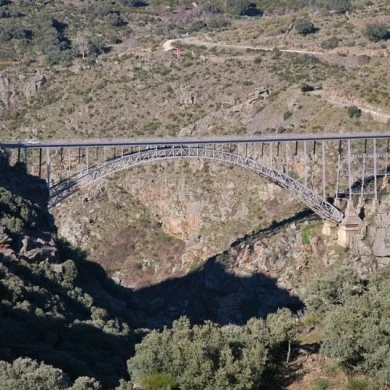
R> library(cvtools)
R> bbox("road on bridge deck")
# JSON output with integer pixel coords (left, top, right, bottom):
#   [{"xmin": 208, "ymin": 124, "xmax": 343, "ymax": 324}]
[{"xmin": 1, "ymin": 131, "xmax": 390, "ymax": 149}]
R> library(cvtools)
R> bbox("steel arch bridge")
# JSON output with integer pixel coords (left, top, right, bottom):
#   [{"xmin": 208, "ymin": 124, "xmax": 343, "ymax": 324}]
[{"xmin": 48, "ymin": 144, "xmax": 344, "ymax": 222}]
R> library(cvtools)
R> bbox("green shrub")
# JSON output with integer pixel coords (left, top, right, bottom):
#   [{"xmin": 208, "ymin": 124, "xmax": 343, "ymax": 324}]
[
  {"xmin": 226, "ymin": 0, "xmax": 250, "ymax": 15},
  {"xmin": 295, "ymin": 18, "xmax": 316, "ymax": 36},
  {"xmin": 347, "ymin": 106, "xmax": 361, "ymax": 118},
  {"xmin": 0, "ymin": 358, "xmax": 70, "ymax": 390},
  {"xmin": 345, "ymin": 378, "xmax": 380, "ymax": 390},
  {"xmin": 188, "ymin": 20, "xmax": 207, "ymax": 33},
  {"xmin": 321, "ymin": 37, "xmax": 340, "ymax": 50},
  {"xmin": 305, "ymin": 268, "xmax": 390, "ymax": 384},
  {"xmin": 321, "ymin": 0, "xmax": 351, "ymax": 13},
  {"xmin": 0, "ymin": 25, "xmax": 30, "ymax": 41},
  {"xmin": 363, "ymin": 24, "xmax": 389, "ymax": 42},
  {"xmin": 301, "ymin": 224, "xmax": 312, "ymax": 245},
  {"xmin": 283, "ymin": 111, "xmax": 293, "ymax": 121},
  {"xmin": 313, "ymin": 378, "xmax": 332, "ymax": 390},
  {"xmin": 128, "ymin": 317, "xmax": 270, "ymax": 389},
  {"xmin": 207, "ymin": 16, "xmax": 231, "ymax": 30}
]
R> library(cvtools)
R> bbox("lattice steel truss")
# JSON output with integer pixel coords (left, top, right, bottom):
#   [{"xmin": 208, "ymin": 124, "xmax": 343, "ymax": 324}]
[{"xmin": 49, "ymin": 145, "xmax": 343, "ymax": 222}]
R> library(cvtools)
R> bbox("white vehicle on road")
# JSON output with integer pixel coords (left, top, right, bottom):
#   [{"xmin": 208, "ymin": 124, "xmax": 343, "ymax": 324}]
[{"xmin": 26, "ymin": 139, "xmax": 39, "ymax": 144}]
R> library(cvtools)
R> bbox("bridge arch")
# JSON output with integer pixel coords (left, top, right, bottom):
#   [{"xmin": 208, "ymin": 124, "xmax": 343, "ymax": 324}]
[{"xmin": 49, "ymin": 145, "xmax": 343, "ymax": 222}]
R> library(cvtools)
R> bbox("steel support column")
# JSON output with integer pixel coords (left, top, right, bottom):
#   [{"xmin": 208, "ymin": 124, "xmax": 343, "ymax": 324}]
[
  {"xmin": 38, "ymin": 148, "xmax": 42, "ymax": 178},
  {"xmin": 46, "ymin": 149, "xmax": 51, "ymax": 191},
  {"xmin": 361, "ymin": 152, "xmax": 366, "ymax": 199},
  {"xmin": 322, "ymin": 142, "xmax": 326, "ymax": 200},
  {"xmin": 86, "ymin": 147, "xmax": 89, "ymax": 173},
  {"xmin": 373, "ymin": 139, "xmax": 377, "ymax": 200},
  {"xmin": 347, "ymin": 139, "xmax": 352, "ymax": 199},
  {"xmin": 335, "ymin": 149, "xmax": 341, "ymax": 200},
  {"xmin": 24, "ymin": 148, "xmax": 28, "ymax": 172},
  {"xmin": 304, "ymin": 141, "xmax": 307, "ymax": 188},
  {"xmin": 285, "ymin": 142, "xmax": 289, "ymax": 175},
  {"xmin": 67, "ymin": 149, "xmax": 71, "ymax": 178}
]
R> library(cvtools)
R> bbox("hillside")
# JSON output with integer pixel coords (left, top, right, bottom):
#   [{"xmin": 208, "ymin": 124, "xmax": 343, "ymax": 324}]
[{"xmin": 2, "ymin": 143, "xmax": 390, "ymax": 389}]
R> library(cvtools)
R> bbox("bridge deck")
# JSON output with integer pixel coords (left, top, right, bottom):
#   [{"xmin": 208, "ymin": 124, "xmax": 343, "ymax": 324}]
[{"xmin": 1, "ymin": 130, "xmax": 390, "ymax": 149}]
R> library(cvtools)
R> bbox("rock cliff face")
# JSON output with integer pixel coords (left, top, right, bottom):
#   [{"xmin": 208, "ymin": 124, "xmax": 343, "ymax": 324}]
[
  {"xmin": 54, "ymin": 159, "xmax": 302, "ymax": 287},
  {"xmin": 53, "ymin": 153, "xmax": 390, "ymax": 296},
  {"xmin": 0, "ymin": 70, "xmax": 47, "ymax": 115},
  {"xmin": 216, "ymin": 195, "xmax": 390, "ymax": 298}
]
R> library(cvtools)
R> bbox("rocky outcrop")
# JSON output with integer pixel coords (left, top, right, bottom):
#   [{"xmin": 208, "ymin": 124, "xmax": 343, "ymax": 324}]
[
  {"xmin": 366, "ymin": 196, "xmax": 390, "ymax": 264},
  {"xmin": 18, "ymin": 234, "xmax": 58, "ymax": 262},
  {"xmin": 23, "ymin": 71, "xmax": 47, "ymax": 100},
  {"xmin": 0, "ymin": 72, "xmax": 15, "ymax": 111},
  {"xmin": 0, "ymin": 70, "xmax": 48, "ymax": 114}
]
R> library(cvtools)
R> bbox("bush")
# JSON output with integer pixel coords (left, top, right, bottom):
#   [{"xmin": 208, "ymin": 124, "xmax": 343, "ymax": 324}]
[
  {"xmin": 347, "ymin": 106, "xmax": 361, "ymax": 118},
  {"xmin": 207, "ymin": 16, "xmax": 231, "ymax": 30},
  {"xmin": 305, "ymin": 268, "xmax": 390, "ymax": 384},
  {"xmin": 283, "ymin": 111, "xmax": 293, "ymax": 120},
  {"xmin": 0, "ymin": 358, "xmax": 70, "ymax": 390},
  {"xmin": 363, "ymin": 24, "xmax": 389, "ymax": 42},
  {"xmin": 128, "ymin": 317, "xmax": 270, "ymax": 389},
  {"xmin": 188, "ymin": 20, "xmax": 207, "ymax": 33},
  {"xmin": 226, "ymin": 0, "xmax": 250, "ymax": 15},
  {"xmin": 322, "ymin": 0, "xmax": 351, "ymax": 13},
  {"xmin": 0, "ymin": 25, "xmax": 30, "ymax": 41},
  {"xmin": 312, "ymin": 378, "xmax": 332, "ymax": 390},
  {"xmin": 295, "ymin": 18, "xmax": 316, "ymax": 35},
  {"xmin": 321, "ymin": 37, "xmax": 340, "ymax": 50}
]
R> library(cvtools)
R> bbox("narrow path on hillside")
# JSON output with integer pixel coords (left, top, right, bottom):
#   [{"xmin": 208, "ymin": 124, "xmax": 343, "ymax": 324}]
[
  {"xmin": 162, "ymin": 37, "xmax": 326, "ymax": 56},
  {"xmin": 313, "ymin": 92, "xmax": 390, "ymax": 123}
]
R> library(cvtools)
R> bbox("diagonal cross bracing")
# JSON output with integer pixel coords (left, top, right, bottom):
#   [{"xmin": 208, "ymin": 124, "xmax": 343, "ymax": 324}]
[{"xmin": 48, "ymin": 145, "xmax": 343, "ymax": 222}]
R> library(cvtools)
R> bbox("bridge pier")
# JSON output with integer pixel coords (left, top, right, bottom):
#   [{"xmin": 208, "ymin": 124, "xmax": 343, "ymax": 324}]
[
  {"xmin": 370, "ymin": 198, "xmax": 379, "ymax": 214},
  {"xmin": 337, "ymin": 200, "xmax": 362, "ymax": 248},
  {"xmin": 322, "ymin": 220, "xmax": 337, "ymax": 236}
]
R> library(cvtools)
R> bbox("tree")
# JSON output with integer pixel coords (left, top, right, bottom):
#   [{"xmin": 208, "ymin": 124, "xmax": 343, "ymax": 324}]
[
  {"xmin": 363, "ymin": 23, "xmax": 389, "ymax": 42},
  {"xmin": 75, "ymin": 32, "xmax": 89, "ymax": 59},
  {"xmin": 225, "ymin": 0, "xmax": 249, "ymax": 15},
  {"xmin": 305, "ymin": 268, "xmax": 390, "ymax": 384},
  {"xmin": 267, "ymin": 309, "xmax": 297, "ymax": 362},
  {"xmin": 0, "ymin": 358, "xmax": 70, "ymax": 390},
  {"xmin": 295, "ymin": 18, "xmax": 316, "ymax": 35},
  {"xmin": 304, "ymin": 267, "xmax": 363, "ymax": 317},
  {"xmin": 70, "ymin": 377, "xmax": 102, "ymax": 390},
  {"xmin": 320, "ymin": 0, "xmax": 351, "ymax": 13},
  {"xmin": 128, "ymin": 316, "xmax": 270, "ymax": 390},
  {"xmin": 347, "ymin": 106, "xmax": 361, "ymax": 118}
]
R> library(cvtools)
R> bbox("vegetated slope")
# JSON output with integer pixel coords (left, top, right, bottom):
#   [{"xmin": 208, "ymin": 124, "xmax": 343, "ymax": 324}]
[
  {"xmin": 0, "ymin": 1, "xmax": 390, "ymax": 387},
  {"xmin": 0, "ymin": 0, "xmax": 389, "ymax": 140},
  {"xmin": 1, "ymin": 151, "xmax": 390, "ymax": 389},
  {"xmin": 0, "ymin": 152, "xmax": 136, "ymax": 388},
  {"xmin": 0, "ymin": 150, "xmax": 314, "ymax": 389}
]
